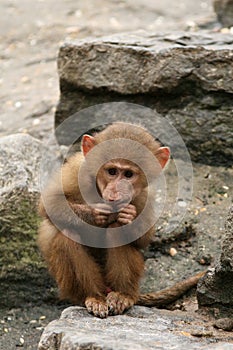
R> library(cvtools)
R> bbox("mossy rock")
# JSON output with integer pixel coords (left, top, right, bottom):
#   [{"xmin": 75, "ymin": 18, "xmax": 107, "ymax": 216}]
[{"xmin": 0, "ymin": 134, "xmax": 59, "ymax": 308}]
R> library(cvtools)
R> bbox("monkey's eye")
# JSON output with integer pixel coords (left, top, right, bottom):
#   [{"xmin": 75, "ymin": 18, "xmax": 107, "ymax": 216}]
[
  {"xmin": 124, "ymin": 170, "xmax": 134, "ymax": 178},
  {"xmin": 108, "ymin": 168, "xmax": 117, "ymax": 176}
]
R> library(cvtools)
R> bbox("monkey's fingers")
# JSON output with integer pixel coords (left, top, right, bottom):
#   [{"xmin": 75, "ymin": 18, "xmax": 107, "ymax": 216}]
[
  {"xmin": 95, "ymin": 214, "xmax": 109, "ymax": 227},
  {"xmin": 119, "ymin": 204, "xmax": 137, "ymax": 216},
  {"xmin": 95, "ymin": 213, "xmax": 109, "ymax": 220},
  {"xmin": 117, "ymin": 212, "xmax": 135, "ymax": 225},
  {"xmin": 107, "ymin": 292, "xmax": 134, "ymax": 315},
  {"xmin": 85, "ymin": 297, "xmax": 109, "ymax": 318}
]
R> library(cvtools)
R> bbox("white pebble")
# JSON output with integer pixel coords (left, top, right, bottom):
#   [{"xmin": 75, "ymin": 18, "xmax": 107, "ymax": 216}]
[
  {"xmin": 169, "ymin": 247, "xmax": 177, "ymax": 257},
  {"xmin": 15, "ymin": 101, "xmax": 22, "ymax": 108},
  {"xmin": 33, "ymin": 118, "xmax": 40, "ymax": 126},
  {"xmin": 178, "ymin": 200, "xmax": 187, "ymax": 207},
  {"xmin": 19, "ymin": 337, "xmax": 24, "ymax": 345}
]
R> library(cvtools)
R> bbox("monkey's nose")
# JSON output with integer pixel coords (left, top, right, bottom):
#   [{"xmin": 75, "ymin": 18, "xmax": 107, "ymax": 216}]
[{"xmin": 108, "ymin": 193, "xmax": 121, "ymax": 201}]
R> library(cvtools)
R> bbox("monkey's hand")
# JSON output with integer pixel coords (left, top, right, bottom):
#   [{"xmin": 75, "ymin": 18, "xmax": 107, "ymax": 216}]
[
  {"xmin": 117, "ymin": 204, "xmax": 137, "ymax": 225},
  {"xmin": 92, "ymin": 203, "xmax": 112, "ymax": 227}
]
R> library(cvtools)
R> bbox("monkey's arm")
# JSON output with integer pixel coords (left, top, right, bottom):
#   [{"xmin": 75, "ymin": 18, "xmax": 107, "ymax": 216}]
[
  {"xmin": 132, "ymin": 229, "xmax": 155, "ymax": 249},
  {"xmin": 137, "ymin": 270, "xmax": 206, "ymax": 307},
  {"xmin": 39, "ymin": 190, "xmax": 114, "ymax": 230},
  {"xmin": 39, "ymin": 191, "xmax": 96, "ymax": 230},
  {"xmin": 38, "ymin": 157, "xmax": 108, "ymax": 229}
]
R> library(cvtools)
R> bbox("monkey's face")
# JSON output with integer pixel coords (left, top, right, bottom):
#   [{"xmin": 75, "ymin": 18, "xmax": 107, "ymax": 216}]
[{"xmin": 96, "ymin": 160, "xmax": 146, "ymax": 207}]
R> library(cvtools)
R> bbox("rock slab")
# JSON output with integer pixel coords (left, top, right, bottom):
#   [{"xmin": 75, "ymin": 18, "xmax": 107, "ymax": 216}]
[
  {"xmin": 38, "ymin": 306, "xmax": 233, "ymax": 350},
  {"xmin": 197, "ymin": 205, "xmax": 233, "ymax": 309},
  {"xmin": 55, "ymin": 31, "xmax": 233, "ymax": 165},
  {"xmin": 0, "ymin": 133, "xmax": 60, "ymax": 307},
  {"xmin": 213, "ymin": 0, "xmax": 233, "ymax": 27}
]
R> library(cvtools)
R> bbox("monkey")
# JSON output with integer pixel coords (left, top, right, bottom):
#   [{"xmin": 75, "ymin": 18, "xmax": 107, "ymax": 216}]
[{"xmin": 38, "ymin": 122, "xmax": 205, "ymax": 318}]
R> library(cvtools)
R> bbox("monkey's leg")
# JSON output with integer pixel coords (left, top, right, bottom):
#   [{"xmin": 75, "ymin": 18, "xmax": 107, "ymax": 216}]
[
  {"xmin": 105, "ymin": 245, "xmax": 144, "ymax": 315},
  {"xmin": 45, "ymin": 231, "xmax": 109, "ymax": 318}
]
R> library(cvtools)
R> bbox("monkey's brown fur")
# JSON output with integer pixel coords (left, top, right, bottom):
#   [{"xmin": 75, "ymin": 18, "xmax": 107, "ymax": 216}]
[{"xmin": 38, "ymin": 122, "xmax": 204, "ymax": 318}]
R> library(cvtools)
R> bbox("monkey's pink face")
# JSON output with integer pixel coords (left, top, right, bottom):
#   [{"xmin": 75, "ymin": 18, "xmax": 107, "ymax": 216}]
[{"xmin": 96, "ymin": 160, "xmax": 143, "ymax": 205}]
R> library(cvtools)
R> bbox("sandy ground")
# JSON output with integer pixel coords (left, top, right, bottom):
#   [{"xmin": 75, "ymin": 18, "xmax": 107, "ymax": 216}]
[
  {"xmin": 1, "ymin": 1, "xmax": 230, "ymax": 349},
  {"xmin": 0, "ymin": 0, "xmax": 216, "ymax": 141}
]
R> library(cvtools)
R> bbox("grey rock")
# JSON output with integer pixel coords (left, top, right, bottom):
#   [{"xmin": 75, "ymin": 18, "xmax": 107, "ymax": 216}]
[
  {"xmin": 0, "ymin": 133, "xmax": 61, "ymax": 308},
  {"xmin": 38, "ymin": 306, "xmax": 233, "ymax": 350},
  {"xmin": 221, "ymin": 206, "xmax": 233, "ymax": 270},
  {"xmin": 0, "ymin": 133, "xmax": 45, "ymax": 240},
  {"xmin": 213, "ymin": 0, "xmax": 233, "ymax": 27},
  {"xmin": 55, "ymin": 31, "xmax": 233, "ymax": 165},
  {"xmin": 214, "ymin": 318, "xmax": 233, "ymax": 331},
  {"xmin": 0, "ymin": 133, "xmax": 60, "ymax": 229},
  {"xmin": 197, "ymin": 206, "xmax": 233, "ymax": 308}
]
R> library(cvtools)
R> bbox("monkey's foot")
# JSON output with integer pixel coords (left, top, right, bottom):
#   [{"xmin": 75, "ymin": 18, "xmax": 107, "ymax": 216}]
[
  {"xmin": 106, "ymin": 291, "xmax": 135, "ymax": 315},
  {"xmin": 85, "ymin": 297, "xmax": 108, "ymax": 318}
]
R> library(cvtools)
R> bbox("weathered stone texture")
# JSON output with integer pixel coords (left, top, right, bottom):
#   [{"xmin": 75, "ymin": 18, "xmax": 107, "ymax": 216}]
[
  {"xmin": 38, "ymin": 306, "xmax": 233, "ymax": 350},
  {"xmin": 197, "ymin": 206, "xmax": 233, "ymax": 309},
  {"xmin": 213, "ymin": 0, "xmax": 233, "ymax": 27},
  {"xmin": 55, "ymin": 31, "xmax": 233, "ymax": 165},
  {"xmin": 0, "ymin": 134, "xmax": 60, "ymax": 307}
]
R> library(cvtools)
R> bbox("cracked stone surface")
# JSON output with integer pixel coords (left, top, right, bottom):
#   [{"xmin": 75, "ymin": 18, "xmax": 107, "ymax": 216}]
[
  {"xmin": 38, "ymin": 306, "xmax": 233, "ymax": 350},
  {"xmin": 55, "ymin": 31, "xmax": 233, "ymax": 165}
]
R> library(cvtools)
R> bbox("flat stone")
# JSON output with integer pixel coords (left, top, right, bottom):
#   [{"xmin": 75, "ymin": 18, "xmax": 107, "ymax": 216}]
[
  {"xmin": 213, "ymin": 0, "xmax": 233, "ymax": 27},
  {"xmin": 57, "ymin": 31, "xmax": 233, "ymax": 94},
  {"xmin": 197, "ymin": 206, "xmax": 233, "ymax": 309},
  {"xmin": 0, "ymin": 133, "xmax": 61, "ymax": 308},
  {"xmin": 55, "ymin": 31, "xmax": 233, "ymax": 165},
  {"xmin": 38, "ymin": 306, "xmax": 233, "ymax": 350}
]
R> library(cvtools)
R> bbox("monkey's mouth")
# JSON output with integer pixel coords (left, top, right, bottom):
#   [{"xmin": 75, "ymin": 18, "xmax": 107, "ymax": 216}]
[{"xmin": 105, "ymin": 198, "xmax": 131, "ymax": 212}]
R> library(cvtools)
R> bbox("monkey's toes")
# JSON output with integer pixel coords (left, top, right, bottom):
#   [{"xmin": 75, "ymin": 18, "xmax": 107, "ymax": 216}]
[
  {"xmin": 106, "ymin": 292, "xmax": 134, "ymax": 315},
  {"xmin": 85, "ymin": 297, "xmax": 108, "ymax": 318}
]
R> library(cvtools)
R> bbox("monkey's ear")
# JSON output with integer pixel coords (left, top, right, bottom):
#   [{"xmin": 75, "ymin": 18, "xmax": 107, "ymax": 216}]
[
  {"xmin": 156, "ymin": 147, "xmax": 170, "ymax": 169},
  {"xmin": 81, "ymin": 134, "xmax": 96, "ymax": 156}
]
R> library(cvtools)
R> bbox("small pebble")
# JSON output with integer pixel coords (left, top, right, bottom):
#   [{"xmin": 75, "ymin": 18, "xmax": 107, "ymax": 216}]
[
  {"xmin": 32, "ymin": 118, "xmax": 40, "ymax": 126},
  {"xmin": 214, "ymin": 318, "xmax": 233, "ymax": 331},
  {"xmin": 15, "ymin": 101, "xmax": 22, "ymax": 109},
  {"xmin": 29, "ymin": 319, "xmax": 37, "ymax": 324},
  {"xmin": 39, "ymin": 315, "xmax": 46, "ymax": 320},
  {"xmin": 75, "ymin": 10, "xmax": 82, "ymax": 18},
  {"xmin": 180, "ymin": 331, "xmax": 191, "ymax": 337},
  {"xmin": 221, "ymin": 27, "xmax": 230, "ymax": 33},
  {"xmin": 21, "ymin": 76, "xmax": 30, "ymax": 83},
  {"xmin": 30, "ymin": 39, "xmax": 37, "ymax": 46},
  {"xmin": 199, "ymin": 258, "xmax": 206, "ymax": 265},
  {"xmin": 19, "ymin": 337, "xmax": 24, "ymax": 345},
  {"xmin": 66, "ymin": 26, "xmax": 80, "ymax": 34},
  {"xmin": 110, "ymin": 17, "xmax": 120, "ymax": 28},
  {"xmin": 169, "ymin": 247, "xmax": 177, "ymax": 257},
  {"xmin": 190, "ymin": 329, "xmax": 213, "ymax": 337},
  {"xmin": 178, "ymin": 200, "xmax": 187, "ymax": 208}
]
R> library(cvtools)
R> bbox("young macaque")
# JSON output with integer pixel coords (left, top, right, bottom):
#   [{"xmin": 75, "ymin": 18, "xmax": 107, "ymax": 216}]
[{"xmin": 38, "ymin": 122, "xmax": 204, "ymax": 318}]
